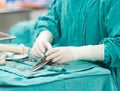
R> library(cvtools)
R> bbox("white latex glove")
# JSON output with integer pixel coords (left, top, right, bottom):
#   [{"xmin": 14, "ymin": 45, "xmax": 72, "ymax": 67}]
[
  {"xmin": 45, "ymin": 45, "xmax": 104, "ymax": 64},
  {"xmin": 31, "ymin": 30, "xmax": 53, "ymax": 57}
]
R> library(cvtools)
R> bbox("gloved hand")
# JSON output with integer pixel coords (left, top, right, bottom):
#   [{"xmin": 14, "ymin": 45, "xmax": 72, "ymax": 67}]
[
  {"xmin": 31, "ymin": 30, "xmax": 53, "ymax": 57},
  {"xmin": 45, "ymin": 45, "xmax": 104, "ymax": 64}
]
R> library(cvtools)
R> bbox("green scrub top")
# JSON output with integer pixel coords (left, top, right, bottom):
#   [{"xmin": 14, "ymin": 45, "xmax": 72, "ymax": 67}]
[
  {"xmin": 35, "ymin": 0, "xmax": 120, "ymax": 90},
  {"xmin": 8, "ymin": 0, "xmax": 120, "ymax": 90},
  {"xmin": 9, "ymin": 21, "xmax": 37, "ymax": 47},
  {"xmin": 36, "ymin": 0, "xmax": 120, "ymax": 67}
]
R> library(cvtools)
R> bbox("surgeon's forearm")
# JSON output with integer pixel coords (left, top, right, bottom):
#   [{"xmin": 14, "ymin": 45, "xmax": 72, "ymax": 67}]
[
  {"xmin": 72, "ymin": 44, "xmax": 104, "ymax": 61},
  {"xmin": 38, "ymin": 30, "xmax": 53, "ymax": 43}
]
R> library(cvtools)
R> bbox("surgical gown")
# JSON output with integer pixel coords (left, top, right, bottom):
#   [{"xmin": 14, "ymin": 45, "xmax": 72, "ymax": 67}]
[
  {"xmin": 35, "ymin": 0, "xmax": 120, "ymax": 90},
  {"xmin": 9, "ymin": 21, "xmax": 37, "ymax": 47}
]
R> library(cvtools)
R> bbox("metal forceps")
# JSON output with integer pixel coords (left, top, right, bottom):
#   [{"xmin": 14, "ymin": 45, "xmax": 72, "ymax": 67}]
[{"xmin": 31, "ymin": 55, "xmax": 51, "ymax": 72}]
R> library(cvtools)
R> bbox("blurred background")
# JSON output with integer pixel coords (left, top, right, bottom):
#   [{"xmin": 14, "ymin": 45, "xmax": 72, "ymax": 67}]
[{"xmin": 0, "ymin": 0, "xmax": 49, "ymax": 33}]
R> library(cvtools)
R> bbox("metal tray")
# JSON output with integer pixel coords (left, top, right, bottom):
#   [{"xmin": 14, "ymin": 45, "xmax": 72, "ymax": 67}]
[{"xmin": 0, "ymin": 32, "xmax": 16, "ymax": 43}]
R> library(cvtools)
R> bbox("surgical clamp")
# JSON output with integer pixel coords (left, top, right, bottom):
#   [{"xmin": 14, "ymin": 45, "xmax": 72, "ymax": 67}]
[{"xmin": 31, "ymin": 55, "xmax": 53, "ymax": 72}]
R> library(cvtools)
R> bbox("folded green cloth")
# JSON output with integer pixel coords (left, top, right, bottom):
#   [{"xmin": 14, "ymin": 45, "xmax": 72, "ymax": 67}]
[
  {"xmin": 0, "ymin": 60, "xmax": 114, "ymax": 87},
  {"xmin": 0, "ymin": 60, "xmax": 98, "ymax": 78}
]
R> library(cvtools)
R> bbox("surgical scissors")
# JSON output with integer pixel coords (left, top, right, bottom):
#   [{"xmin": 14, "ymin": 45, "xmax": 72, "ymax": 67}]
[
  {"xmin": 31, "ymin": 55, "xmax": 53, "ymax": 72},
  {"xmin": 30, "ymin": 50, "xmax": 68, "ymax": 72}
]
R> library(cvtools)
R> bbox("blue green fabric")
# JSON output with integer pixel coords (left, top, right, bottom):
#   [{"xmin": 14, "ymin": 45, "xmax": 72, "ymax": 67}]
[
  {"xmin": 0, "ymin": 61, "xmax": 98, "ymax": 78},
  {"xmin": 8, "ymin": 1, "xmax": 120, "ymax": 67},
  {"xmin": 7, "ymin": 0, "xmax": 120, "ymax": 90},
  {"xmin": 0, "ymin": 61, "xmax": 117, "ymax": 91},
  {"xmin": 36, "ymin": 0, "xmax": 120, "ymax": 67},
  {"xmin": 34, "ymin": 0, "xmax": 120, "ymax": 90},
  {"xmin": 117, "ymin": 69, "xmax": 120, "ymax": 91},
  {"xmin": 8, "ymin": 21, "xmax": 37, "ymax": 47}
]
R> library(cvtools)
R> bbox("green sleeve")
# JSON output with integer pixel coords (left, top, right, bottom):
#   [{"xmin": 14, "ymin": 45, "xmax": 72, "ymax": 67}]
[
  {"xmin": 101, "ymin": 0, "xmax": 120, "ymax": 67},
  {"xmin": 35, "ymin": 0, "xmax": 61, "ymax": 44}
]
